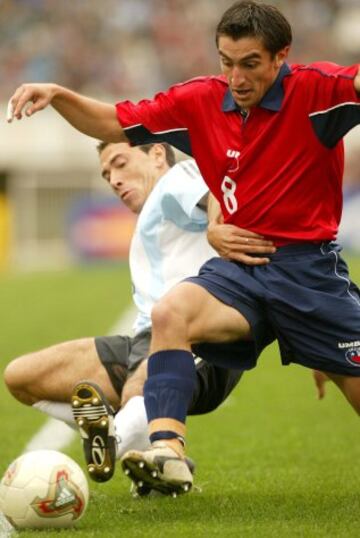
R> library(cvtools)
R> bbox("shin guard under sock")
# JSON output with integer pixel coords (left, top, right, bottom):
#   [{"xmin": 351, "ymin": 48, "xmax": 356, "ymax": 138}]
[{"xmin": 144, "ymin": 350, "xmax": 196, "ymax": 444}]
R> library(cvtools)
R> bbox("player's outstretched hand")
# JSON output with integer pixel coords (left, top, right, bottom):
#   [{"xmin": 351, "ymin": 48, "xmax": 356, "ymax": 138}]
[
  {"xmin": 207, "ymin": 221, "xmax": 276, "ymax": 265},
  {"xmin": 313, "ymin": 370, "xmax": 329, "ymax": 400},
  {"xmin": 7, "ymin": 83, "xmax": 58, "ymax": 123}
]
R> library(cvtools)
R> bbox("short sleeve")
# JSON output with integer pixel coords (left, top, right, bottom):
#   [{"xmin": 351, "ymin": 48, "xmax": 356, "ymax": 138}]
[
  {"xmin": 304, "ymin": 63, "xmax": 360, "ymax": 147},
  {"xmin": 307, "ymin": 63, "xmax": 359, "ymax": 110},
  {"xmin": 160, "ymin": 161, "xmax": 209, "ymax": 231},
  {"xmin": 116, "ymin": 84, "xmax": 194, "ymax": 154}
]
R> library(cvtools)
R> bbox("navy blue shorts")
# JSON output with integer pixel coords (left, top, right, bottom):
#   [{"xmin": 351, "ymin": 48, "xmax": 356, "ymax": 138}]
[
  {"xmin": 186, "ymin": 242, "xmax": 360, "ymax": 376},
  {"xmin": 95, "ymin": 330, "xmax": 247, "ymax": 413}
]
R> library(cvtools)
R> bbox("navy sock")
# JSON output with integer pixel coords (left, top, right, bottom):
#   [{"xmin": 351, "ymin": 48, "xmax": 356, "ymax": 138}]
[{"xmin": 144, "ymin": 350, "xmax": 196, "ymax": 444}]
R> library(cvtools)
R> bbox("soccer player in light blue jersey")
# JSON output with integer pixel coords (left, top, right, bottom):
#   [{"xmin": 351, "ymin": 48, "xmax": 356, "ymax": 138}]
[{"xmin": 4, "ymin": 141, "xmax": 274, "ymax": 487}]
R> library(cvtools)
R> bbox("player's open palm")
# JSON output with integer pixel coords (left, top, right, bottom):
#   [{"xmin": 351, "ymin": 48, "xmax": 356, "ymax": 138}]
[{"xmin": 7, "ymin": 83, "xmax": 58, "ymax": 122}]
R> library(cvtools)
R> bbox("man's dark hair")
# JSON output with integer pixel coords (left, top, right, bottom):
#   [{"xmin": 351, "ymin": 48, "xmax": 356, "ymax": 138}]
[
  {"xmin": 216, "ymin": 1, "xmax": 292, "ymax": 56},
  {"xmin": 96, "ymin": 141, "xmax": 176, "ymax": 167}
]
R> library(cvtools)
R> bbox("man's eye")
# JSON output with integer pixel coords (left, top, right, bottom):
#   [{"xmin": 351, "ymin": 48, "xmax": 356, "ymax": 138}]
[{"xmin": 114, "ymin": 159, "xmax": 126, "ymax": 168}]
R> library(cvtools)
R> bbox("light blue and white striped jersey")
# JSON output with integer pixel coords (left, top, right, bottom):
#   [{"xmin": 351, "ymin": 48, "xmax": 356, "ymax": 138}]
[{"xmin": 130, "ymin": 159, "xmax": 217, "ymax": 334}]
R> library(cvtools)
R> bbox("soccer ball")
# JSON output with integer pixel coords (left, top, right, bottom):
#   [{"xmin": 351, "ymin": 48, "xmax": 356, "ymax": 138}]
[{"xmin": 0, "ymin": 450, "xmax": 89, "ymax": 529}]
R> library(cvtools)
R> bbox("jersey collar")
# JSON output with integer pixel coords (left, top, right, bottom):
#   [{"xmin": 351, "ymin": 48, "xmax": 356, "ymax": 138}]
[{"xmin": 222, "ymin": 62, "xmax": 291, "ymax": 113}]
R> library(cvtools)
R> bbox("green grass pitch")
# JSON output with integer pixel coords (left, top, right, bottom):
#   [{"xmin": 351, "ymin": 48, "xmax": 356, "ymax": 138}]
[{"xmin": 1, "ymin": 258, "xmax": 360, "ymax": 537}]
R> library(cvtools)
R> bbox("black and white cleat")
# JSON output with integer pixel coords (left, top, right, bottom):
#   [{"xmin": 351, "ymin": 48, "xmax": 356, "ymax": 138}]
[{"xmin": 72, "ymin": 381, "xmax": 116, "ymax": 483}]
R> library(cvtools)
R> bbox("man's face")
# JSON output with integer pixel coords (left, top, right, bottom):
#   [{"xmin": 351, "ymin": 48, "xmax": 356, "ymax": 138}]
[
  {"xmin": 99, "ymin": 143, "xmax": 161, "ymax": 214},
  {"xmin": 218, "ymin": 35, "xmax": 289, "ymax": 110}
]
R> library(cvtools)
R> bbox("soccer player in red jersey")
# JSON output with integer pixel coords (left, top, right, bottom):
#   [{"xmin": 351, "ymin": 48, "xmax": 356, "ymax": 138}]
[{"xmin": 7, "ymin": 1, "xmax": 360, "ymax": 496}]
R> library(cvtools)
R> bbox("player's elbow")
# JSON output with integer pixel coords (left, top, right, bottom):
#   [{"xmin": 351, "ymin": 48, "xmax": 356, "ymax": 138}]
[{"xmin": 100, "ymin": 124, "xmax": 129, "ymax": 144}]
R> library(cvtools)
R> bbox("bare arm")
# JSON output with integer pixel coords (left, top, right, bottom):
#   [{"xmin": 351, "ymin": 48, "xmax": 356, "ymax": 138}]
[
  {"xmin": 207, "ymin": 192, "xmax": 223, "ymax": 224},
  {"xmin": 7, "ymin": 83, "xmax": 128, "ymax": 142},
  {"xmin": 354, "ymin": 65, "xmax": 360, "ymax": 95},
  {"xmin": 313, "ymin": 370, "xmax": 329, "ymax": 400},
  {"xmin": 207, "ymin": 193, "xmax": 276, "ymax": 266}
]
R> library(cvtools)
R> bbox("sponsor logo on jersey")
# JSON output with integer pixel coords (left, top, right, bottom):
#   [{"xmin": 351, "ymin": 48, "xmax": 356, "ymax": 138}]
[
  {"xmin": 226, "ymin": 149, "xmax": 241, "ymax": 173},
  {"xmin": 226, "ymin": 149, "xmax": 240, "ymax": 159}
]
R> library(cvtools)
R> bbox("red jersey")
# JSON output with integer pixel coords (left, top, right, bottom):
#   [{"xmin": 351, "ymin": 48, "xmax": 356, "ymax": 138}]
[{"xmin": 116, "ymin": 62, "xmax": 360, "ymax": 245}]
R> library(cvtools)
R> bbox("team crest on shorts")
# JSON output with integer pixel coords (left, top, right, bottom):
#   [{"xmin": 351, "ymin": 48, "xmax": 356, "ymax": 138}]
[{"xmin": 345, "ymin": 347, "xmax": 360, "ymax": 366}]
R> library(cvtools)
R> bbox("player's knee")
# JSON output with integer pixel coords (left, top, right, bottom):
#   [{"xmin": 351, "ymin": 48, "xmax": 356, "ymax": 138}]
[
  {"xmin": 4, "ymin": 357, "xmax": 33, "ymax": 403},
  {"xmin": 4, "ymin": 358, "xmax": 22, "ymax": 390},
  {"xmin": 151, "ymin": 298, "xmax": 187, "ymax": 337}
]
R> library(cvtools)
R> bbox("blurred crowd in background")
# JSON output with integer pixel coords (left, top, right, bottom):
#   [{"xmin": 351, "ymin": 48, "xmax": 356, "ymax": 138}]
[{"xmin": 1, "ymin": 0, "xmax": 360, "ymax": 101}]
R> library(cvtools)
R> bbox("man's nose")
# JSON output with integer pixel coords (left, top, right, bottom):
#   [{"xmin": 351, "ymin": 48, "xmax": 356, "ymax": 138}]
[
  {"xmin": 230, "ymin": 66, "xmax": 246, "ymax": 86},
  {"xmin": 110, "ymin": 172, "xmax": 122, "ymax": 188}
]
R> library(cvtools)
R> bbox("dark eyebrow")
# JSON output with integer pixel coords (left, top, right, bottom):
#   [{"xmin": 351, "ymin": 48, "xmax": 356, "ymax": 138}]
[
  {"xmin": 110, "ymin": 153, "xmax": 125, "ymax": 165},
  {"xmin": 241, "ymin": 52, "xmax": 262, "ymax": 62},
  {"xmin": 218, "ymin": 50, "xmax": 232, "ymax": 61},
  {"xmin": 218, "ymin": 50, "xmax": 262, "ymax": 63}
]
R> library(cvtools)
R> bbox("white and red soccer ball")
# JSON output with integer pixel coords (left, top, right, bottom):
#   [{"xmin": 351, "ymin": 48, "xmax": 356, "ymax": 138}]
[{"xmin": 0, "ymin": 450, "xmax": 89, "ymax": 529}]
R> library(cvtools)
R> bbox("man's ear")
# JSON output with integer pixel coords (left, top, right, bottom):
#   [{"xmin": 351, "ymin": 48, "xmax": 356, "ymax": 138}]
[
  {"xmin": 151, "ymin": 143, "xmax": 167, "ymax": 166},
  {"xmin": 275, "ymin": 45, "xmax": 290, "ymax": 68}
]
